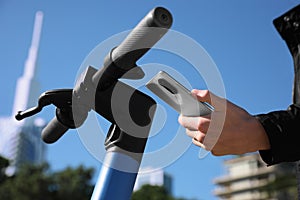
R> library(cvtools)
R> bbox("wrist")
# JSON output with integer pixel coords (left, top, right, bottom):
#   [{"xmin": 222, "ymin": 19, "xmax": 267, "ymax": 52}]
[{"xmin": 251, "ymin": 117, "xmax": 271, "ymax": 151}]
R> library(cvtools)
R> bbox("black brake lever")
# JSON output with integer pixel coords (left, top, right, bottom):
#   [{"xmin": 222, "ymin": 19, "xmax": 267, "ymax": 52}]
[{"xmin": 15, "ymin": 89, "xmax": 73, "ymax": 121}]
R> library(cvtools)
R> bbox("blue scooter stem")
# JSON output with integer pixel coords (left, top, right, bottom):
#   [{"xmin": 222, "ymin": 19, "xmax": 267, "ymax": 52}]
[{"xmin": 91, "ymin": 151, "xmax": 140, "ymax": 200}]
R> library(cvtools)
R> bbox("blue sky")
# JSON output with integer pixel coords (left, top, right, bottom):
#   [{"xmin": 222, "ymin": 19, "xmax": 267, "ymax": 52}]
[{"xmin": 1, "ymin": 1, "xmax": 299, "ymax": 199}]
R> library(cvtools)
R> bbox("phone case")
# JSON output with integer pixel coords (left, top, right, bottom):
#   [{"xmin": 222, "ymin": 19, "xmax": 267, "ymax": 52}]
[{"xmin": 146, "ymin": 71, "xmax": 213, "ymax": 117}]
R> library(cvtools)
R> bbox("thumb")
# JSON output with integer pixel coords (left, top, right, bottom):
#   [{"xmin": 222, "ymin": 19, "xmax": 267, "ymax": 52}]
[
  {"xmin": 191, "ymin": 89, "xmax": 212, "ymax": 104},
  {"xmin": 191, "ymin": 89, "xmax": 225, "ymax": 110}
]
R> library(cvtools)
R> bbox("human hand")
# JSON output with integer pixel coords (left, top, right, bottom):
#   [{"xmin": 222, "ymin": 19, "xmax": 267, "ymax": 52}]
[{"xmin": 178, "ymin": 89, "xmax": 270, "ymax": 156}]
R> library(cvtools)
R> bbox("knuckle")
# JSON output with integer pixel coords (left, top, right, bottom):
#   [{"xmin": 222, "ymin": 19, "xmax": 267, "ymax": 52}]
[
  {"xmin": 202, "ymin": 90, "xmax": 210, "ymax": 97},
  {"xmin": 178, "ymin": 115, "xmax": 183, "ymax": 124},
  {"xmin": 195, "ymin": 132, "xmax": 205, "ymax": 143},
  {"xmin": 197, "ymin": 118, "xmax": 209, "ymax": 132}
]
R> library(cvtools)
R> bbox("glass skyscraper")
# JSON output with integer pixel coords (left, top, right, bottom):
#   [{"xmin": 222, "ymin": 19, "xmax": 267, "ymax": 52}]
[
  {"xmin": 0, "ymin": 11, "xmax": 46, "ymax": 176},
  {"xmin": 0, "ymin": 117, "xmax": 46, "ymax": 175}
]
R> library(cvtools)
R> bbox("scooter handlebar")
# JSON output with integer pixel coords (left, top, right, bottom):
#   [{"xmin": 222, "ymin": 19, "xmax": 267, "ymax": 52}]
[
  {"xmin": 111, "ymin": 7, "xmax": 173, "ymax": 69},
  {"xmin": 41, "ymin": 116, "xmax": 69, "ymax": 144}
]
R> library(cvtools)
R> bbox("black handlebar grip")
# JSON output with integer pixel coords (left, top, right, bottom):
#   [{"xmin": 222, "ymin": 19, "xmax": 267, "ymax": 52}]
[
  {"xmin": 111, "ymin": 6, "xmax": 173, "ymax": 69},
  {"xmin": 41, "ymin": 117, "xmax": 69, "ymax": 144}
]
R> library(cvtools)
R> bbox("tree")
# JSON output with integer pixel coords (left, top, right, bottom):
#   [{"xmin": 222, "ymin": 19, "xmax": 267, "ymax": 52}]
[
  {"xmin": 0, "ymin": 156, "xmax": 9, "ymax": 184},
  {"xmin": 0, "ymin": 160, "xmax": 94, "ymax": 200},
  {"xmin": 131, "ymin": 184, "xmax": 175, "ymax": 200},
  {"xmin": 131, "ymin": 184, "xmax": 191, "ymax": 200},
  {"xmin": 0, "ymin": 163, "xmax": 54, "ymax": 200},
  {"xmin": 259, "ymin": 162, "xmax": 298, "ymax": 199},
  {"xmin": 51, "ymin": 165, "xmax": 94, "ymax": 200}
]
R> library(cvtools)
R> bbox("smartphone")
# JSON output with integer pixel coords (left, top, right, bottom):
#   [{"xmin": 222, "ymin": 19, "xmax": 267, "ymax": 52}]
[{"xmin": 146, "ymin": 71, "xmax": 213, "ymax": 117}]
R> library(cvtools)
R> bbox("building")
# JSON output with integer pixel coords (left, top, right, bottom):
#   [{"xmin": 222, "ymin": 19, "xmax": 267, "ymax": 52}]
[
  {"xmin": 0, "ymin": 11, "xmax": 46, "ymax": 176},
  {"xmin": 134, "ymin": 167, "xmax": 173, "ymax": 195},
  {"xmin": 213, "ymin": 153, "xmax": 297, "ymax": 200},
  {"xmin": 0, "ymin": 117, "xmax": 46, "ymax": 175}
]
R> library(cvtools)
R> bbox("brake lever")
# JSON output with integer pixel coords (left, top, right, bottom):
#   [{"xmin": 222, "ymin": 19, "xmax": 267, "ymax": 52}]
[{"xmin": 15, "ymin": 89, "xmax": 73, "ymax": 121}]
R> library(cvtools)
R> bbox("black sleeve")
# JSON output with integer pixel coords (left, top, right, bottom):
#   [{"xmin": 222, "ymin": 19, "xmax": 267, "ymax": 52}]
[{"xmin": 255, "ymin": 104, "xmax": 300, "ymax": 165}]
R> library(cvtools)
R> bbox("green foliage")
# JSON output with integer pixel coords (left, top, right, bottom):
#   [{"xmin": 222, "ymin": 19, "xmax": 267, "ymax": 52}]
[
  {"xmin": 0, "ymin": 156, "xmax": 9, "ymax": 169},
  {"xmin": 131, "ymin": 184, "xmax": 189, "ymax": 200},
  {"xmin": 51, "ymin": 165, "xmax": 94, "ymax": 200},
  {"xmin": 259, "ymin": 163, "xmax": 298, "ymax": 199},
  {"xmin": 0, "ymin": 156, "xmax": 191, "ymax": 200},
  {"xmin": 0, "ymin": 156, "xmax": 9, "ymax": 184},
  {"xmin": 2, "ymin": 163, "xmax": 53, "ymax": 200},
  {"xmin": 131, "ymin": 184, "xmax": 174, "ymax": 200},
  {"xmin": 0, "ymin": 157, "xmax": 94, "ymax": 200},
  {"xmin": 261, "ymin": 173, "xmax": 298, "ymax": 199}
]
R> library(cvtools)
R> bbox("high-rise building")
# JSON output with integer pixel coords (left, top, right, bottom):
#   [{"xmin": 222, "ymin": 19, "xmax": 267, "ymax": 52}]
[
  {"xmin": 0, "ymin": 11, "xmax": 46, "ymax": 176},
  {"xmin": 134, "ymin": 167, "xmax": 173, "ymax": 195},
  {"xmin": 213, "ymin": 153, "xmax": 297, "ymax": 200}
]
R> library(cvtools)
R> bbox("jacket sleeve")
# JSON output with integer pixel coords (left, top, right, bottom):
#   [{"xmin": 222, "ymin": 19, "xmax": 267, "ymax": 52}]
[{"xmin": 255, "ymin": 104, "xmax": 300, "ymax": 165}]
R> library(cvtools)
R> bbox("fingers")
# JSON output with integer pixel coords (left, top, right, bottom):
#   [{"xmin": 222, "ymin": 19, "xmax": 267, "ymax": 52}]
[
  {"xmin": 185, "ymin": 129, "xmax": 205, "ymax": 142},
  {"xmin": 191, "ymin": 89, "xmax": 226, "ymax": 111},
  {"xmin": 185, "ymin": 129, "xmax": 206, "ymax": 149},
  {"xmin": 192, "ymin": 138, "xmax": 206, "ymax": 149},
  {"xmin": 191, "ymin": 89, "xmax": 212, "ymax": 104},
  {"xmin": 178, "ymin": 113, "xmax": 211, "ymax": 150},
  {"xmin": 178, "ymin": 89, "xmax": 227, "ymax": 153},
  {"xmin": 178, "ymin": 115, "xmax": 199, "ymax": 131},
  {"xmin": 178, "ymin": 114, "xmax": 210, "ymax": 133}
]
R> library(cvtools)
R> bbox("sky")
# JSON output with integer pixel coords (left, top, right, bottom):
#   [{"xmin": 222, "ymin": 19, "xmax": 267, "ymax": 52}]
[{"xmin": 1, "ymin": 1, "xmax": 300, "ymax": 199}]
